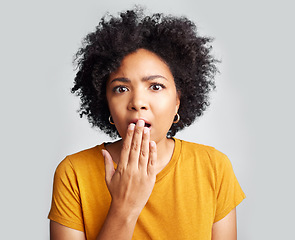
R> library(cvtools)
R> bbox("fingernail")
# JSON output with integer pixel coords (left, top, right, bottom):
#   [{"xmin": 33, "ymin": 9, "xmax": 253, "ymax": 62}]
[
  {"xmin": 144, "ymin": 127, "xmax": 149, "ymax": 134},
  {"xmin": 150, "ymin": 141, "xmax": 156, "ymax": 148},
  {"xmin": 137, "ymin": 119, "xmax": 145, "ymax": 127},
  {"xmin": 129, "ymin": 123, "xmax": 135, "ymax": 130}
]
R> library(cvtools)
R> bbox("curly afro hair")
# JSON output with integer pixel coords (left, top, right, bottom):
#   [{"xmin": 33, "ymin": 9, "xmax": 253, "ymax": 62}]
[{"xmin": 71, "ymin": 7, "xmax": 218, "ymax": 139}]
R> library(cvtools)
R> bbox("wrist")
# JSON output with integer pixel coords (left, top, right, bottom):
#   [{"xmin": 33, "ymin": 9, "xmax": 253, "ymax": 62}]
[{"xmin": 108, "ymin": 201, "xmax": 140, "ymax": 225}]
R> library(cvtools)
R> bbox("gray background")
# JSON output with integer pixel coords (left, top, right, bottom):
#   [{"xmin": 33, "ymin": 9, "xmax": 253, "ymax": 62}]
[{"xmin": 1, "ymin": 0, "xmax": 294, "ymax": 239}]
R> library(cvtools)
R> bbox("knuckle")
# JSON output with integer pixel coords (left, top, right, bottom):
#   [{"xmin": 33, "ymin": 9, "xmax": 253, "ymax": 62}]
[
  {"xmin": 117, "ymin": 166, "xmax": 124, "ymax": 173},
  {"xmin": 126, "ymin": 168, "xmax": 136, "ymax": 177},
  {"xmin": 140, "ymin": 150, "xmax": 147, "ymax": 158},
  {"xmin": 131, "ymin": 142, "xmax": 140, "ymax": 151},
  {"xmin": 126, "ymin": 129, "xmax": 133, "ymax": 137},
  {"xmin": 150, "ymin": 147, "xmax": 156, "ymax": 153},
  {"xmin": 134, "ymin": 127, "xmax": 142, "ymax": 135},
  {"xmin": 116, "ymin": 167, "xmax": 125, "ymax": 177},
  {"xmin": 122, "ymin": 142, "xmax": 130, "ymax": 151}
]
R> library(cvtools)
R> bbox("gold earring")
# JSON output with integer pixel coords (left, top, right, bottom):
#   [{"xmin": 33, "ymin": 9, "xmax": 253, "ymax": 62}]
[
  {"xmin": 109, "ymin": 116, "xmax": 115, "ymax": 125},
  {"xmin": 173, "ymin": 113, "xmax": 180, "ymax": 123}
]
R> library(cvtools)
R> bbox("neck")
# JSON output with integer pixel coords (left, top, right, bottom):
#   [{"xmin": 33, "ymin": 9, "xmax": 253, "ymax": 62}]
[{"xmin": 153, "ymin": 137, "xmax": 175, "ymax": 174}]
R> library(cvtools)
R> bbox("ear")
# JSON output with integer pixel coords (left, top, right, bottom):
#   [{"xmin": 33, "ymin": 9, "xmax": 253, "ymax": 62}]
[{"xmin": 175, "ymin": 90, "xmax": 181, "ymax": 113}]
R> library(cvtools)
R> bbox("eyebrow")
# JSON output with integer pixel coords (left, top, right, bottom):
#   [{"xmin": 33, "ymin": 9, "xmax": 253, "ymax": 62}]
[{"xmin": 110, "ymin": 75, "xmax": 167, "ymax": 84}]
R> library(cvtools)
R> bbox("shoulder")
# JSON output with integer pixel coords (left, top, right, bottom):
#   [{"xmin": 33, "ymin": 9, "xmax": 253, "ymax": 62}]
[
  {"xmin": 177, "ymin": 138, "xmax": 228, "ymax": 161},
  {"xmin": 175, "ymin": 138, "xmax": 233, "ymax": 173},
  {"xmin": 55, "ymin": 143, "xmax": 105, "ymax": 176},
  {"xmin": 68, "ymin": 144, "xmax": 103, "ymax": 162}
]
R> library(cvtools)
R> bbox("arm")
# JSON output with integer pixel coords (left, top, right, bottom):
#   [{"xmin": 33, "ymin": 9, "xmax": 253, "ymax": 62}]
[
  {"xmin": 96, "ymin": 121, "xmax": 157, "ymax": 239},
  {"xmin": 49, "ymin": 121, "xmax": 156, "ymax": 240},
  {"xmin": 50, "ymin": 221, "xmax": 85, "ymax": 240},
  {"xmin": 212, "ymin": 208, "xmax": 237, "ymax": 240}
]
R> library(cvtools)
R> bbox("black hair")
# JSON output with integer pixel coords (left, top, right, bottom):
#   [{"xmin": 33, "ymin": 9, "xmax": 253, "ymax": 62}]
[{"xmin": 71, "ymin": 7, "xmax": 218, "ymax": 138}]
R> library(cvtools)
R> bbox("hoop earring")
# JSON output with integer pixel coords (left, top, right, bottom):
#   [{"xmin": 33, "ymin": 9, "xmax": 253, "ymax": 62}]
[
  {"xmin": 109, "ymin": 116, "xmax": 115, "ymax": 125},
  {"xmin": 173, "ymin": 113, "xmax": 180, "ymax": 124}
]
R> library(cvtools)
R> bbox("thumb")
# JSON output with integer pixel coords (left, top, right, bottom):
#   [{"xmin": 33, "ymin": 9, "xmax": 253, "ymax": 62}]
[{"xmin": 102, "ymin": 149, "xmax": 115, "ymax": 185}]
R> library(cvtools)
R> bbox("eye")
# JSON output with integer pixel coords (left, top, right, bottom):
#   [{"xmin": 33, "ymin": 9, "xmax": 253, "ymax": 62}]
[
  {"xmin": 113, "ymin": 86, "xmax": 128, "ymax": 93},
  {"xmin": 150, "ymin": 83, "xmax": 165, "ymax": 91}
]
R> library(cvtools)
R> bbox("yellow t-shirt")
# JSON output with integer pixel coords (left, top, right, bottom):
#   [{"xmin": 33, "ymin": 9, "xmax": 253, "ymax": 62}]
[{"xmin": 48, "ymin": 138, "xmax": 245, "ymax": 239}]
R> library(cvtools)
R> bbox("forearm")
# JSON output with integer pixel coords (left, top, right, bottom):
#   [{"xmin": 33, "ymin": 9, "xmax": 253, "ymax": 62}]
[
  {"xmin": 98, "ymin": 121, "xmax": 156, "ymax": 239},
  {"xmin": 96, "ymin": 203, "xmax": 139, "ymax": 240}
]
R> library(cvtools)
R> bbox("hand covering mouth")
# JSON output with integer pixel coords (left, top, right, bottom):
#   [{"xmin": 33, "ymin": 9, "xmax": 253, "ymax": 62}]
[{"xmin": 130, "ymin": 119, "xmax": 151, "ymax": 128}]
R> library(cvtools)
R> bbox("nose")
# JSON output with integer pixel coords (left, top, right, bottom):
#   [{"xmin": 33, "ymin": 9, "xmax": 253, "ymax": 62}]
[{"xmin": 128, "ymin": 90, "xmax": 148, "ymax": 111}]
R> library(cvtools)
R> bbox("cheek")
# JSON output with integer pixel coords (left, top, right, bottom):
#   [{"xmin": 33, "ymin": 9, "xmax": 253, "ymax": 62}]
[
  {"xmin": 107, "ymin": 94, "xmax": 122, "ymax": 113},
  {"xmin": 153, "ymin": 95, "xmax": 178, "ymax": 117},
  {"xmin": 107, "ymin": 98, "xmax": 127, "ymax": 125}
]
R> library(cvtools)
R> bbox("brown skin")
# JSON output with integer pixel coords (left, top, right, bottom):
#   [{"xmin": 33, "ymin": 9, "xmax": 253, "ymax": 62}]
[
  {"xmin": 105, "ymin": 49, "xmax": 179, "ymax": 173},
  {"xmin": 106, "ymin": 49, "xmax": 180, "ymax": 146},
  {"xmin": 212, "ymin": 208, "xmax": 237, "ymax": 240},
  {"xmin": 50, "ymin": 49, "xmax": 237, "ymax": 240}
]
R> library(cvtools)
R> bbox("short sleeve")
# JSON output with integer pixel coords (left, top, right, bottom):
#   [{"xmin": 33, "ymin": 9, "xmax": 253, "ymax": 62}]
[
  {"xmin": 213, "ymin": 153, "xmax": 246, "ymax": 222},
  {"xmin": 48, "ymin": 156, "xmax": 84, "ymax": 231}
]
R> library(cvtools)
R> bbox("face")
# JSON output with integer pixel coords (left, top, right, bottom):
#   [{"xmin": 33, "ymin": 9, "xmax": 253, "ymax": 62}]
[{"xmin": 106, "ymin": 48, "xmax": 180, "ymax": 144}]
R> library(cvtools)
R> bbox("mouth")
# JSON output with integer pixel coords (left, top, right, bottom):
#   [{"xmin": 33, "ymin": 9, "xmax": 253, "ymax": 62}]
[{"xmin": 130, "ymin": 119, "xmax": 151, "ymax": 128}]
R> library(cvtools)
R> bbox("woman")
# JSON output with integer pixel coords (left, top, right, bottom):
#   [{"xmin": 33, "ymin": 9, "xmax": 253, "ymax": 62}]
[{"xmin": 48, "ymin": 8, "xmax": 245, "ymax": 240}]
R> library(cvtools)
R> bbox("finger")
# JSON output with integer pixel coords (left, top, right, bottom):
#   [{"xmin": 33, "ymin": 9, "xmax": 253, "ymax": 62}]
[
  {"xmin": 128, "ymin": 119, "xmax": 145, "ymax": 167},
  {"xmin": 118, "ymin": 123, "xmax": 135, "ymax": 169},
  {"xmin": 102, "ymin": 149, "xmax": 115, "ymax": 185},
  {"xmin": 147, "ymin": 141, "xmax": 157, "ymax": 176},
  {"xmin": 138, "ymin": 127, "xmax": 150, "ymax": 170}
]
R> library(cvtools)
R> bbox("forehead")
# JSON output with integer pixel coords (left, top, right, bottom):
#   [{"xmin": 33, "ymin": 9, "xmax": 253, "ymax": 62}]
[{"xmin": 109, "ymin": 48, "xmax": 174, "ymax": 81}]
